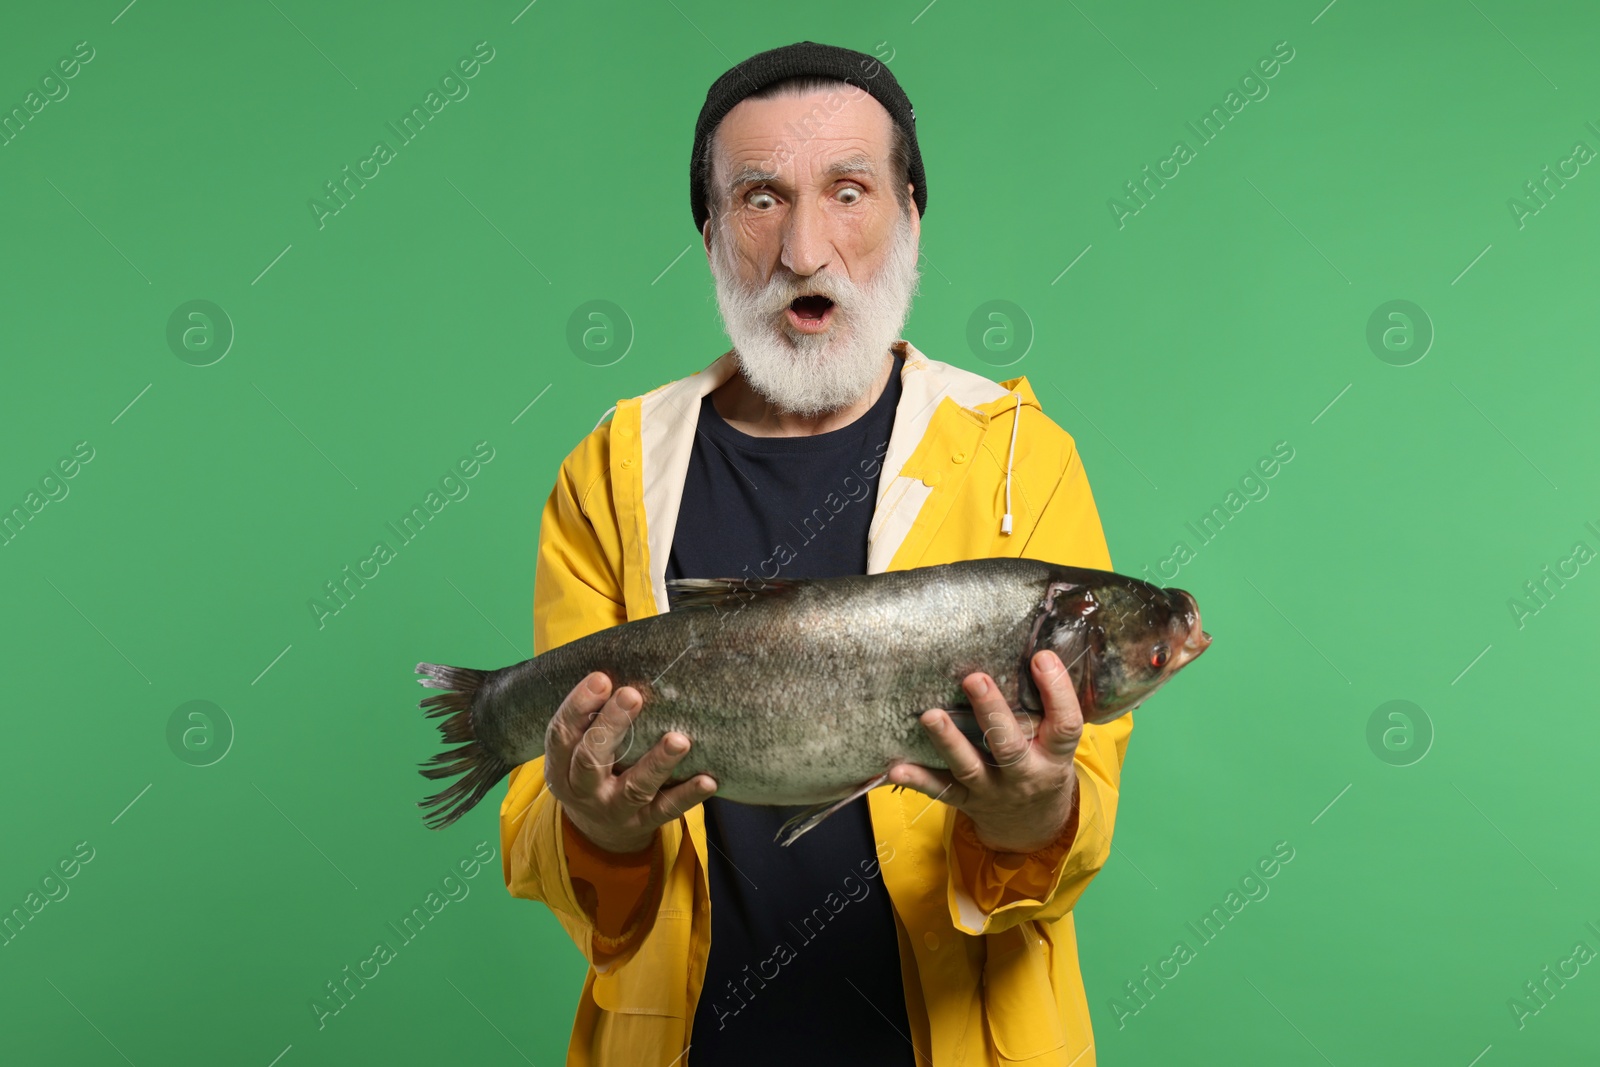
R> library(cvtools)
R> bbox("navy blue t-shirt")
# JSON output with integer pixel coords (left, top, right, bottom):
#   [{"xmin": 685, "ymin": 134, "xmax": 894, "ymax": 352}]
[{"xmin": 665, "ymin": 364, "xmax": 916, "ymax": 1067}]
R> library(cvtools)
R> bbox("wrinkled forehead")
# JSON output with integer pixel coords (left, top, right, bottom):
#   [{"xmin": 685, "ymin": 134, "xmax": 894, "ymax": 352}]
[{"xmin": 711, "ymin": 87, "xmax": 897, "ymax": 191}]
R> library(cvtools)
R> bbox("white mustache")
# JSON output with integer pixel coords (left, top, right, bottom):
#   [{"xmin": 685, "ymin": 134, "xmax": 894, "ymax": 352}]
[{"xmin": 745, "ymin": 272, "xmax": 861, "ymax": 316}]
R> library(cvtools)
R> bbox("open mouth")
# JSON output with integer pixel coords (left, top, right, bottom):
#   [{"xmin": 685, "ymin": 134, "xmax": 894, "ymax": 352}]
[{"xmin": 785, "ymin": 295, "xmax": 836, "ymax": 332}]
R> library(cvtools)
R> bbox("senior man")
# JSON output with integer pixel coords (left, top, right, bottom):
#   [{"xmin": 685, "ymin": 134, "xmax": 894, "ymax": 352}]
[{"xmin": 499, "ymin": 42, "xmax": 1130, "ymax": 1066}]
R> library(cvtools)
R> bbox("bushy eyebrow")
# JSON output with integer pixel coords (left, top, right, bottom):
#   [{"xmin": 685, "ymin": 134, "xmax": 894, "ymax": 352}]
[
  {"xmin": 824, "ymin": 154, "xmax": 875, "ymax": 179},
  {"xmin": 725, "ymin": 164, "xmax": 779, "ymax": 197},
  {"xmin": 723, "ymin": 154, "xmax": 877, "ymax": 197}
]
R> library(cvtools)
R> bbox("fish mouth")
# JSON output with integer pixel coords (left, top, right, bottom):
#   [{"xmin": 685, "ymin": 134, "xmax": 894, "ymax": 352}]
[{"xmin": 1174, "ymin": 589, "xmax": 1211, "ymax": 665}]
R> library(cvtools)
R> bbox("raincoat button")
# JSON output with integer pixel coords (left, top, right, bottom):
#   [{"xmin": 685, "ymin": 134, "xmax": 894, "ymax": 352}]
[
  {"xmin": 923, "ymin": 931, "xmax": 940, "ymax": 950},
  {"xmin": 620, "ymin": 458, "xmax": 634, "ymax": 470},
  {"xmin": 952, "ymin": 451, "xmax": 968, "ymax": 464},
  {"xmin": 922, "ymin": 472, "xmax": 941, "ymax": 488}
]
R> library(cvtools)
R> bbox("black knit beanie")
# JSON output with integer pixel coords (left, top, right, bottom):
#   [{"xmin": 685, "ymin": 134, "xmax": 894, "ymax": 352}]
[{"xmin": 690, "ymin": 41, "xmax": 926, "ymax": 234}]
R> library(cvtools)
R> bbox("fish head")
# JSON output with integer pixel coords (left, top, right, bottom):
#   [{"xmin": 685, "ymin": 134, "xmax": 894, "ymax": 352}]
[{"xmin": 1033, "ymin": 577, "xmax": 1210, "ymax": 725}]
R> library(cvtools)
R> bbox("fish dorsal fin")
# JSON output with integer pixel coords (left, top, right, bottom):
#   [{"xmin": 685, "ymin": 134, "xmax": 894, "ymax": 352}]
[{"xmin": 664, "ymin": 576, "xmax": 806, "ymax": 614}]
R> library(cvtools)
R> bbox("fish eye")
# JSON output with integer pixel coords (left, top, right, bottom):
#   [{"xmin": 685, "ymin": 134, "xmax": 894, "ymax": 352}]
[{"xmin": 1149, "ymin": 644, "xmax": 1170, "ymax": 670}]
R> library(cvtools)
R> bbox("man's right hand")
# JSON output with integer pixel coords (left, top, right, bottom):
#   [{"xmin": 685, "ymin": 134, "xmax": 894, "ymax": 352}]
[{"xmin": 542, "ymin": 671, "xmax": 718, "ymax": 855}]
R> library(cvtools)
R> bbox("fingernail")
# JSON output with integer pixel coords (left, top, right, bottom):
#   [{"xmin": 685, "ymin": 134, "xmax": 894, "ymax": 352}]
[
  {"xmin": 618, "ymin": 689, "xmax": 639, "ymax": 710},
  {"xmin": 969, "ymin": 676, "xmax": 989, "ymax": 695},
  {"xmin": 1035, "ymin": 651, "xmax": 1060, "ymax": 674},
  {"xmin": 587, "ymin": 674, "xmax": 609, "ymax": 694},
  {"xmin": 665, "ymin": 735, "xmax": 687, "ymax": 754}
]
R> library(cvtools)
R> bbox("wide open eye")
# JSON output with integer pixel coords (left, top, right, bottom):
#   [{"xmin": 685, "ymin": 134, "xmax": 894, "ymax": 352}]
[{"xmin": 1149, "ymin": 643, "xmax": 1170, "ymax": 670}]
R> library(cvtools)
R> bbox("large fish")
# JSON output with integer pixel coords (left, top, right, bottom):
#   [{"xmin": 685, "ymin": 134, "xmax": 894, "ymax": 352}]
[{"xmin": 415, "ymin": 558, "xmax": 1211, "ymax": 844}]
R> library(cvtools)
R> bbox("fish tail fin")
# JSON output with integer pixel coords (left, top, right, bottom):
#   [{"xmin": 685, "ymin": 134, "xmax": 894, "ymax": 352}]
[{"xmin": 415, "ymin": 662, "xmax": 511, "ymax": 830}]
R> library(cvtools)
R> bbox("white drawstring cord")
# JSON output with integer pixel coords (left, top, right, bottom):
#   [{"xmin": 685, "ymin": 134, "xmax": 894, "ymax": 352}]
[{"xmin": 1001, "ymin": 391, "xmax": 1021, "ymax": 535}]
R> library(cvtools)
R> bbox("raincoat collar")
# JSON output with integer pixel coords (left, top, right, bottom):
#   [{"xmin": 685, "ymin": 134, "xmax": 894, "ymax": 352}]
[{"xmin": 626, "ymin": 339, "xmax": 1037, "ymax": 611}]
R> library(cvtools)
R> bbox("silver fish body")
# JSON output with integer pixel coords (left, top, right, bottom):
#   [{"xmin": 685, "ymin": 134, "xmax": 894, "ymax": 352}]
[{"xmin": 416, "ymin": 557, "xmax": 1210, "ymax": 838}]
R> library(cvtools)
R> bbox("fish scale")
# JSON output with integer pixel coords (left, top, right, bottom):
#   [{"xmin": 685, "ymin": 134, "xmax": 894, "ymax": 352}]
[{"xmin": 413, "ymin": 557, "xmax": 1211, "ymax": 844}]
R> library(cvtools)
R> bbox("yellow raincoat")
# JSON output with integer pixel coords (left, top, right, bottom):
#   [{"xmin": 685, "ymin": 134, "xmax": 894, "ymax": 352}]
[{"xmin": 500, "ymin": 340, "xmax": 1132, "ymax": 1065}]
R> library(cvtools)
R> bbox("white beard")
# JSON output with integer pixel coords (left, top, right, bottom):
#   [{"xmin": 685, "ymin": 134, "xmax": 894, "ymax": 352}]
[{"xmin": 708, "ymin": 211, "xmax": 922, "ymax": 417}]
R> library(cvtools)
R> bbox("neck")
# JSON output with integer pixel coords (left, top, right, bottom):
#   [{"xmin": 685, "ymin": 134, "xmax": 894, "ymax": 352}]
[{"xmin": 711, "ymin": 350, "xmax": 896, "ymax": 438}]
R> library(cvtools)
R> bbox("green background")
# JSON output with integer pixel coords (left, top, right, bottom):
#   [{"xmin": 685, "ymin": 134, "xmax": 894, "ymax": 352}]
[{"xmin": 3, "ymin": 0, "xmax": 1596, "ymax": 1063}]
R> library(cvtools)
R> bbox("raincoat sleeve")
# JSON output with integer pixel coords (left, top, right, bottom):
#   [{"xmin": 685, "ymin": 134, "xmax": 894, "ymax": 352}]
[
  {"xmin": 944, "ymin": 442, "xmax": 1136, "ymax": 935},
  {"xmin": 499, "ymin": 427, "xmax": 666, "ymax": 970}
]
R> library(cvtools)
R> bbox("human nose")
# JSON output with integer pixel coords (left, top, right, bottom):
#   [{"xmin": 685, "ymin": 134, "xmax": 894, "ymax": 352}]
[{"xmin": 780, "ymin": 196, "xmax": 833, "ymax": 278}]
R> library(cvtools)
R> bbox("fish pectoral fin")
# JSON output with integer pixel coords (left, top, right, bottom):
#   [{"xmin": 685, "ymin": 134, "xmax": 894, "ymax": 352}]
[
  {"xmin": 945, "ymin": 709, "xmax": 1043, "ymax": 765},
  {"xmin": 664, "ymin": 576, "xmax": 807, "ymax": 614},
  {"xmin": 774, "ymin": 773, "xmax": 891, "ymax": 847},
  {"xmin": 943, "ymin": 709, "xmax": 985, "ymax": 752}
]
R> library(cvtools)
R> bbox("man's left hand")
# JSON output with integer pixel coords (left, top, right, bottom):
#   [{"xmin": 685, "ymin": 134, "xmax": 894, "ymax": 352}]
[{"xmin": 887, "ymin": 649, "xmax": 1081, "ymax": 854}]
